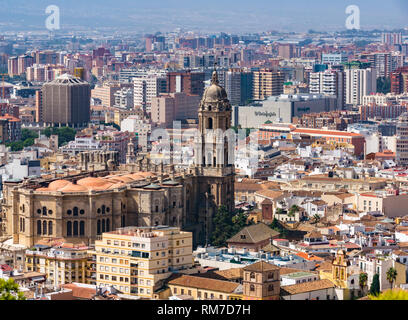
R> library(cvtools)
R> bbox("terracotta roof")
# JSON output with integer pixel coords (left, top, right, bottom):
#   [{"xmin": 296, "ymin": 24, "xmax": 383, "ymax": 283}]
[
  {"xmin": 281, "ymin": 279, "xmax": 335, "ymax": 295},
  {"xmin": 62, "ymin": 284, "xmax": 96, "ymax": 300},
  {"xmin": 255, "ymin": 190, "xmax": 284, "ymax": 200},
  {"xmin": 227, "ymin": 223, "xmax": 280, "ymax": 244},
  {"xmin": 168, "ymin": 275, "xmax": 240, "ymax": 293},
  {"xmin": 243, "ymin": 261, "xmax": 280, "ymax": 272}
]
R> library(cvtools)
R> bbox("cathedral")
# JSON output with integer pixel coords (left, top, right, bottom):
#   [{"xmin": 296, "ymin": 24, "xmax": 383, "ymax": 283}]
[{"xmin": 1, "ymin": 69, "xmax": 235, "ymax": 247}]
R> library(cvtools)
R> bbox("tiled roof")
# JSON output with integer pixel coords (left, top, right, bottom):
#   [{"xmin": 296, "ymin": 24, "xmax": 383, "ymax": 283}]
[
  {"xmin": 227, "ymin": 223, "xmax": 280, "ymax": 244},
  {"xmin": 281, "ymin": 279, "xmax": 335, "ymax": 295},
  {"xmin": 62, "ymin": 284, "xmax": 96, "ymax": 300},
  {"xmin": 243, "ymin": 261, "xmax": 280, "ymax": 272},
  {"xmin": 168, "ymin": 275, "xmax": 240, "ymax": 293}
]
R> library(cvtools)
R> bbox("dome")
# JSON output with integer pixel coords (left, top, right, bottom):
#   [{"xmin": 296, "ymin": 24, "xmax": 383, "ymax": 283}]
[
  {"xmin": 59, "ymin": 183, "xmax": 88, "ymax": 193},
  {"xmin": 48, "ymin": 179, "xmax": 70, "ymax": 191},
  {"xmin": 202, "ymin": 70, "xmax": 228, "ymax": 103},
  {"xmin": 76, "ymin": 177, "xmax": 113, "ymax": 190}
]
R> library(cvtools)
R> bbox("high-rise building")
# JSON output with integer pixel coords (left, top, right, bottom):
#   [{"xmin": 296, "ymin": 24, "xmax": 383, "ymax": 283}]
[
  {"xmin": 17, "ymin": 55, "xmax": 34, "ymax": 75},
  {"xmin": 7, "ymin": 56, "xmax": 18, "ymax": 77},
  {"xmin": 151, "ymin": 92, "xmax": 201, "ymax": 126},
  {"xmin": 218, "ymin": 69, "xmax": 253, "ymax": 106},
  {"xmin": 166, "ymin": 71, "xmax": 205, "ymax": 97},
  {"xmin": 309, "ymin": 69, "xmax": 346, "ymax": 109},
  {"xmin": 321, "ymin": 53, "xmax": 348, "ymax": 65},
  {"xmin": 345, "ymin": 68, "xmax": 377, "ymax": 106},
  {"xmin": 396, "ymin": 112, "xmax": 408, "ymax": 167},
  {"xmin": 391, "ymin": 66, "xmax": 408, "ymax": 94},
  {"xmin": 94, "ymin": 226, "xmax": 193, "ymax": 298},
  {"xmin": 41, "ymin": 73, "xmax": 91, "ymax": 127},
  {"xmin": 252, "ymin": 69, "xmax": 284, "ymax": 100},
  {"xmin": 382, "ymin": 32, "xmax": 402, "ymax": 46},
  {"xmin": 133, "ymin": 74, "xmax": 167, "ymax": 112},
  {"xmin": 91, "ymin": 83, "xmax": 121, "ymax": 107},
  {"xmin": 278, "ymin": 43, "xmax": 298, "ymax": 59}
]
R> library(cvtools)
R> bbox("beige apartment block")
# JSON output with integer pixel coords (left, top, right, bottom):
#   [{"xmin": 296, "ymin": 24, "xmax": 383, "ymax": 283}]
[{"xmin": 95, "ymin": 226, "xmax": 192, "ymax": 299}]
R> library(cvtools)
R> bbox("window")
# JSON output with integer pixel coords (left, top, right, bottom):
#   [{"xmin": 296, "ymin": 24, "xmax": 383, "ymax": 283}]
[
  {"xmin": 37, "ymin": 220, "xmax": 41, "ymax": 235},
  {"xmin": 102, "ymin": 219, "xmax": 106, "ymax": 233},
  {"xmin": 42, "ymin": 207, "xmax": 47, "ymax": 216},
  {"xmin": 67, "ymin": 209, "xmax": 72, "ymax": 215},
  {"xmin": 48, "ymin": 221, "xmax": 53, "ymax": 235},
  {"xmin": 80, "ymin": 221, "xmax": 85, "ymax": 236},
  {"xmin": 73, "ymin": 207, "xmax": 78, "ymax": 216},
  {"xmin": 80, "ymin": 209, "xmax": 85, "ymax": 215},
  {"xmin": 67, "ymin": 221, "xmax": 72, "ymax": 236},
  {"xmin": 73, "ymin": 221, "xmax": 78, "ymax": 236},
  {"xmin": 106, "ymin": 219, "xmax": 110, "ymax": 232},
  {"xmin": 97, "ymin": 220, "xmax": 101, "ymax": 235},
  {"xmin": 250, "ymin": 284, "xmax": 255, "ymax": 292}
]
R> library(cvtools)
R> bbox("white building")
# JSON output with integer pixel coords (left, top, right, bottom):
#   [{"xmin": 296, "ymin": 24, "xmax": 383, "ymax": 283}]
[{"xmin": 345, "ymin": 68, "xmax": 377, "ymax": 105}]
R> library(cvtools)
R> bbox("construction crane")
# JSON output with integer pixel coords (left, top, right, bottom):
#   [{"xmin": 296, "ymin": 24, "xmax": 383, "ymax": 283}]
[{"xmin": 0, "ymin": 73, "xmax": 8, "ymax": 100}]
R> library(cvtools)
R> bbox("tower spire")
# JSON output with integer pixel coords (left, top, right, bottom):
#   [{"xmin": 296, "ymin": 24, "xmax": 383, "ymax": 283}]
[{"xmin": 211, "ymin": 62, "xmax": 219, "ymax": 85}]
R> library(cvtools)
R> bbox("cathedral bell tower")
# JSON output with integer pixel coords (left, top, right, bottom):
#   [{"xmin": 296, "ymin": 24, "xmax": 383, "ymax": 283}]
[{"xmin": 191, "ymin": 68, "xmax": 235, "ymax": 245}]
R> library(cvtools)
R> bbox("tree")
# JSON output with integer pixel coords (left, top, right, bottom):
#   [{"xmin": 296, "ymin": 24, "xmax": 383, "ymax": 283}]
[
  {"xmin": 288, "ymin": 205, "xmax": 300, "ymax": 217},
  {"xmin": 0, "ymin": 278, "xmax": 26, "ymax": 300},
  {"xmin": 210, "ymin": 206, "xmax": 252, "ymax": 247},
  {"xmin": 386, "ymin": 267, "xmax": 398, "ymax": 289},
  {"xmin": 313, "ymin": 214, "xmax": 321, "ymax": 224},
  {"xmin": 369, "ymin": 274, "xmax": 381, "ymax": 296},
  {"xmin": 42, "ymin": 127, "xmax": 76, "ymax": 147},
  {"xmin": 369, "ymin": 289, "xmax": 408, "ymax": 300},
  {"xmin": 359, "ymin": 272, "xmax": 368, "ymax": 296},
  {"xmin": 377, "ymin": 77, "xmax": 391, "ymax": 94}
]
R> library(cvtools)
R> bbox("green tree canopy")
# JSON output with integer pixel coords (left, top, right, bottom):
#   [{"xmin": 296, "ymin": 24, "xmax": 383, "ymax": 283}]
[
  {"xmin": 369, "ymin": 289, "xmax": 408, "ymax": 300},
  {"xmin": 42, "ymin": 127, "xmax": 76, "ymax": 147},
  {"xmin": 0, "ymin": 278, "xmax": 26, "ymax": 300},
  {"xmin": 210, "ymin": 206, "xmax": 253, "ymax": 247},
  {"xmin": 370, "ymin": 274, "xmax": 381, "ymax": 296}
]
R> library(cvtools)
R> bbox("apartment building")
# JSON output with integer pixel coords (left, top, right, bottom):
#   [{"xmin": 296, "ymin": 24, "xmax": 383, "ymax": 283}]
[
  {"xmin": 252, "ymin": 69, "xmax": 284, "ymax": 100},
  {"xmin": 94, "ymin": 226, "xmax": 193, "ymax": 299},
  {"xmin": 25, "ymin": 245, "xmax": 90, "ymax": 287},
  {"xmin": 345, "ymin": 68, "xmax": 377, "ymax": 106}
]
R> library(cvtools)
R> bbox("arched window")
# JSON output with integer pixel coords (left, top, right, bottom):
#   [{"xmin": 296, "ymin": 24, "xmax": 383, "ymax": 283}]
[
  {"xmin": 250, "ymin": 284, "xmax": 255, "ymax": 292},
  {"xmin": 102, "ymin": 219, "xmax": 106, "ymax": 233},
  {"xmin": 268, "ymin": 284, "xmax": 274, "ymax": 292},
  {"xmin": 22, "ymin": 204, "xmax": 25, "ymax": 213},
  {"xmin": 48, "ymin": 221, "xmax": 53, "ymax": 235},
  {"xmin": 121, "ymin": 215, "xmax": 125, "ymax": 227},
  {"xmin": 106, "ymin": 219, "xmax": 110, "ymax": 232},
  {"xmin": 42, "ymin": 206, "xmax": 47, "ymax": 216},
  {"xmin": 42, "ymin": 221, "xmax": 47, "ymax": 235},
  {"xmin": 155, "ymin": 220, "xmax": 159, "ymax": 226},
  {"xmin": 97, "ymin": 220, "xmax": 101, "ymax": 235},
  {"xmin": 102, "ymin": 205, "xmax": 106, "ymax": 215},
  {"xmin": 172, "ymin": 216, "xmax": 177, "ymax": 225},
  {"xmin": 73, "ymin": 207, "xmax": 78, "ymax": 216},
  {"xmin": 37, "ymin": 220, "xmax": 41, "ymax": 235},
  {"xmin": 106, "ymin": 207, "xmax": 110, "ymax": 213},
  {"xmin": 80, "ymin": 221, "xmax": 85, "ymax": 236},
  {"xmin": 207, "ymin": 117, "xmax": 213, "ymax": 129},
  {"xmin": 67, "ymin": 221, "xmax": 72, "ymax": 237},
  {"xmin": 73, "ymin": 221, "xmax": 78, "ymax": 236},
  {"xmin": 250, "ymin": 272, "xmax": 256, "ymax": 280}
]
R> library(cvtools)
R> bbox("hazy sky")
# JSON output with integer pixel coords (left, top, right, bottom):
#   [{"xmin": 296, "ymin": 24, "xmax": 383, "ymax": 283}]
[{"xmin": 0, "ymin": 0, "xmax": 407, "ymax": 33}]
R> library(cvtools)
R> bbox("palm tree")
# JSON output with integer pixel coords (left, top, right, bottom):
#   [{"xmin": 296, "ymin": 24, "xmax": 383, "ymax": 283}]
[
  {"xmin": 359, "ymin": 272, "xmax": 368, "ymax": 297},
  {"xmin": 313, "ymin": 214, "xmax": 321, "ymax": 224},
  {"xmin": 386, "ymin": 267, "xmax": 398, "ymax": 289}
]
